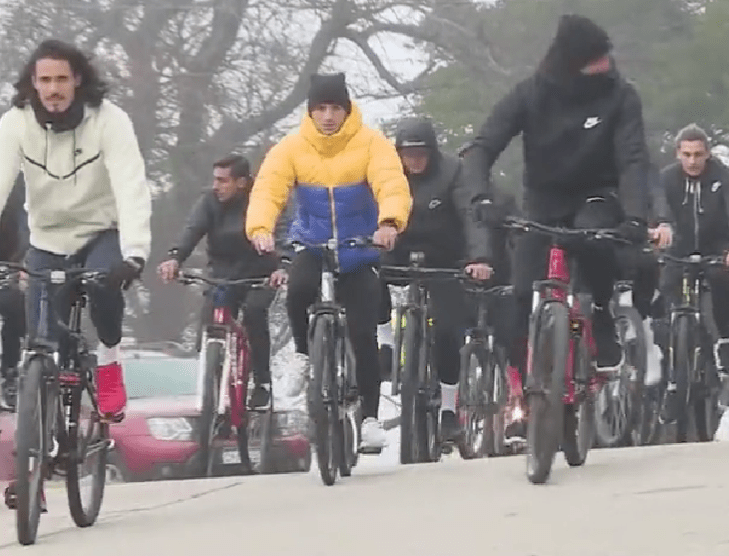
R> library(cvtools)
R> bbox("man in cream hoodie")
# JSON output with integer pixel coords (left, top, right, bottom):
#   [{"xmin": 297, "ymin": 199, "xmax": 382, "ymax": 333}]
[{"xmin": 0, "ymin": 39, "xmax": 151, "ymax": 423}]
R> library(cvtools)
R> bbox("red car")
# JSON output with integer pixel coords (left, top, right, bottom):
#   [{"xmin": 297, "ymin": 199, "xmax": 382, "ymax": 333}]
[{"xmin": 107, "ymin": 348, "xmax": 311, "ymax": 482}]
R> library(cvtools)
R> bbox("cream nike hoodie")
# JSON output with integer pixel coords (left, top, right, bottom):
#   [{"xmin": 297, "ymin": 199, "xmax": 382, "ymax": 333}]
[{"xmin": 0, "ymin": 99, "xmax": 151, "ymax": 261}]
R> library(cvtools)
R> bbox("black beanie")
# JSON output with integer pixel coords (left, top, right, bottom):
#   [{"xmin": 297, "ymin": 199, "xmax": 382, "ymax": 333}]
[
  {"xmin": 307, "ymin": 73, "xmax": 351, "ymax": 114},
  {"xmin": 551, "ymin": 14, "xmax": 612, "ymax": 73}
]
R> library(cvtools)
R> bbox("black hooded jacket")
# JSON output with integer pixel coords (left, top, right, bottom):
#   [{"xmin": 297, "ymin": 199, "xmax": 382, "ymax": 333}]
[
  {"xmin": 170, "ymin": 189, "xmax": 278, "ymax": 279},
  {"xmin": 660, "ymin": 158, "xmax": 729, "ymax": 256},
  {"xmin": 463, "ymin": 63, "xmax": 650, "ymax": 222},
  {"xmin": 385, "ymin": 119, "xmax": 490, "ymax": 268}
]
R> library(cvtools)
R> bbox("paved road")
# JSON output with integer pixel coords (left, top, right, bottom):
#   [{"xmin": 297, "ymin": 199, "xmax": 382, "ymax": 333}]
[{"xmin": 0, "ymin": 442, "xmax": 727, "ymax": 555}]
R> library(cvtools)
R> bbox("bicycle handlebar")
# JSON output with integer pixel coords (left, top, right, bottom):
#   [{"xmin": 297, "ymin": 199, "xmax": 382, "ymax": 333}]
[
  {"xmin": 380, "ymin": 265, "xmax": 469, "ymax": 282},
  {"xmin": 657, "ymin": 253, "xmax": 725, "ymax": 267},
  {"xmin": 177, "ymin": 271, "xmax": 270, "ymax": 288},
  {"xmin": 0, "ymin": 262, "xmax": 107, "ymax": 285},
  {"xmin": 502, "ymin": 216, "xmax": 631, "ymax": 245}
]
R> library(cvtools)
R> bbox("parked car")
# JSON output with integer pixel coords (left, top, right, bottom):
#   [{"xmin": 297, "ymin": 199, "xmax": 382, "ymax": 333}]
[{"xmin": 108, "ymin": 348, "xmax": 310, "ymax": 482}]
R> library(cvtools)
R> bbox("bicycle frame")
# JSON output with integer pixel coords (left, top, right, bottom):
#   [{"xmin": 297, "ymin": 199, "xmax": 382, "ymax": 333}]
[{"xmin": 526, "ymin": 240, "xmax": 602, "ymax": 405}]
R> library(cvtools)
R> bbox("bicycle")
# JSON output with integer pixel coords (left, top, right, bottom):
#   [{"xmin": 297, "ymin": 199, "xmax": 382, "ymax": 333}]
[
  {"xmin": 657, "ymin": 252, "xmax": 724, "ymax": 442},
  {"xmin": 500, "ymin": 217, "xmax": 628, "ymax": 484},
  {"xmin": 381, "ymin": 254, "xmax": 466, "ymax": 465},
  {"xmin": 2, "ymin": 262, "xmax": 113, "ymax": 545},
  {"xmin": 594, "ymin": 280, "xmax": 649, "ymax": 448},
  {"xmin": 177, "ymin": 272, "xmax": 275, "ymax": 477},
  {"xmin": 285, "ymin": 237, "xmax": 368, "ymax": 486},
  {"xmin": 457, "ymin": 284, "xmax": 513, "ymax": 459}
]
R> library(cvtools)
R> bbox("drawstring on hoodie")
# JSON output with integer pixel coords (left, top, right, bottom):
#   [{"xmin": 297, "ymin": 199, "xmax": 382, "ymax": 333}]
[
  {"xmin": 43, "ymin": 124, "xmax": 79, "ymax": 187},
  {"xmin": 682, "ymin": 177, "xmax": 704, "ymax": 251}
]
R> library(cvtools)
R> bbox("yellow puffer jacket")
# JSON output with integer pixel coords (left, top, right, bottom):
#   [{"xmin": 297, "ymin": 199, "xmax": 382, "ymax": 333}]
[{"xmin": 246, "ymin": 102, "xmax": 411, "ymax": 272}]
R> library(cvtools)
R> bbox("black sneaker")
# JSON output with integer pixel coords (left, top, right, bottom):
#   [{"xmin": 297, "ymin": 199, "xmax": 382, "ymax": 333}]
[
  {"xmin": 440, "ymin": 410, "xmax": 461, "ymax": 443},
  {"xmin": 592, "ymin": 305, "xmax": 623, "ymax": 371},
  {"xmin": 249, "ymin": 383, "xmax": 271, "ymax": 410},
  {"xmin": 659, "ymin": 382, "xmax": 680, "ymax": 425},
  {"xmin": 505, "ymin": 420, "xmax": 527, "ymax": 441}
]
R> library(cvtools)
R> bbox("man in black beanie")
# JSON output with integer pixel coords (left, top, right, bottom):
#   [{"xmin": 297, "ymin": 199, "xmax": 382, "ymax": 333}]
[{"xmin": 461, "ymin": 14, "xmax": 651, "ymax": 438}]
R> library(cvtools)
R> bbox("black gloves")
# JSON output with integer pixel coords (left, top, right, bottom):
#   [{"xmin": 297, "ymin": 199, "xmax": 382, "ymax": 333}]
[
  {"xmin": 617, "ymin": 219, "xmax": 648, "ymax": 244},
  {"xmin": 108, "ymin": 257, "xmax": 145, "ymax": 290},
  {"xmin": 474, "ymin": 198, "xmax": 508, "ymax": 227}
]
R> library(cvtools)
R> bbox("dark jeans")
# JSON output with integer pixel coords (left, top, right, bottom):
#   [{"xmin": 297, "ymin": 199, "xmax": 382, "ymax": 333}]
[
  {"xmin": 200, "ymin": 285, "xmax": 275, "ymax": 385},
  {"xmin": 0, "ymin": 286, "xmax": 25, "ymax": 371},
  {"xmin": 510, "ymin": 196, "xmax": 622, "ymax": 371},
  {"xmin": 26, "ymin": 230, "xmax": 124, "ymax": 348},
  {"xmin": 287, "ymin": 250, "xmax": 381, "ymax": 419}
]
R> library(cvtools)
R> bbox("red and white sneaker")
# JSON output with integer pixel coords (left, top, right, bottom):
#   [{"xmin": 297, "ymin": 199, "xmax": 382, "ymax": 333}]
[
  {"xmin": 504, "ymin": 365, "xmax": 527, "ymax": 440},
  {"xmin": 96, "ymin": 362, "xmax": 127, "ymax": 423}
]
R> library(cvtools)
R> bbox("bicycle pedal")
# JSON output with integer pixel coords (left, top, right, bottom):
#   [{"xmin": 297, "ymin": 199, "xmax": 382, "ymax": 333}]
[{"xmin": 358, "ymin": 446, "xmax": 384, "ymax": 455}]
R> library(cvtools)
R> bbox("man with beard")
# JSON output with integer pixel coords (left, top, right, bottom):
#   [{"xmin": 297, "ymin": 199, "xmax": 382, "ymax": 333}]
[
  {"xmin": 158, "ymin": 154, "xmax": 279, "ymax": 410},
  {"xmin": 461, "ymin": 14, "xmax": 651, "ymax": 436},
  {"xmin": 0, "ymin": 39, "xmax": 151, "ymax": 423}
]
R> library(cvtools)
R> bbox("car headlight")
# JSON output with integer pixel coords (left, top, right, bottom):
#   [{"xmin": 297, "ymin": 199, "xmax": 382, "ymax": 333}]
[
  {"xmin": 276, "ymin": 411, "xmax": 309, "ymax": 435},
  {"xmin": 146, "ymin": 417, "xmax": 194, "ymax": 441}
]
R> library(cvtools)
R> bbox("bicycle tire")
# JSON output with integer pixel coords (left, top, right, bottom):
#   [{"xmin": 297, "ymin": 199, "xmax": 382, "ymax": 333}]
[
  {"xmin": 526, "ymin": 302, "xmax": 568, "ymax": 485},
  {"xmin": 66, "ymin": 372, "xmax": 109, "ymax": 527},
  {"xmin": 562, "ymin": 336, "xmax": 596, "ymax": 467},
  {"xmin": 339, "ymin": 336, "xmax": 359, "ymax": 476},
  {"xmin": 199, "ymin": 342, "xmax": 223, "ymax": 477},
  {"xmin": 617, "ymin": 305, "xmax": 648, "ymax": 447},
  {"xmin": 491, "ymin": 347, "xmax": 508, "ymax": 457},
  {"xmin": 694, "ymin": 338, "xmax": 720, "ymax": 442},
  {"xmin": 420, "ymin": 324, "xmax": 440, "ymax": 463},
  {"xmin": 15, "ymin": 357, "xmax": 48, "ymax": 546},
  {"xmin": 256, "ymin": 411, "xmax": 275, "ymax": 474},
  {"xmin": 400, "ymin": 308, "xmax": 420, "ymax": 465},
  {"xmin": 457, "ymin": 341, "xmax": 487, "ymax": 460},
  {"xmin": 672, "ymin": 316, "xmax": 693, "ymax": 442},
  {"xmin": 309, "ymin": 315, "xmax": 341, "ymax": 486}
]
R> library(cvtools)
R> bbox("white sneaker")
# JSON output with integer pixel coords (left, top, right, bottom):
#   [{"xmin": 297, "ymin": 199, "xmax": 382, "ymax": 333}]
[
  {"xmin": 643, "ymin": 318, "xmax": 663, "ymax": 386},
  {"xmin": 282, "ymin": 353, "xmax": 309, "ymax": 397},
  {"xmin": 360, "ymin": 417, "xmax": 386, "ymax": 452}
]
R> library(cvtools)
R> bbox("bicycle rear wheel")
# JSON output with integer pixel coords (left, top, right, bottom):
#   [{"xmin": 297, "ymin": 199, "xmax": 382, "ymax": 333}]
[
  {"xmin": 457, "ymin": 341, "xmax": 487, "ymax": 460},
  {"xmin": 15, "ymin": 357, "xmax": 49, "ymax": 545},
  {"xmin": 199, "ymin": 341, "xmax": 223, "ymax": 476},
  {"xmin": 526, "ymin": 302, "xmax": 568, "ymax": 485},
  {"xmin": 309, "ymin": 315, "xmax": 341, "ymax": 485},
  {"xmin": 562, "ymin": 336, "xmax": 596, "ymax": 467},
  {"xmin": 67, "ymin": 358, "xmax": 109, "ymax": 527}
]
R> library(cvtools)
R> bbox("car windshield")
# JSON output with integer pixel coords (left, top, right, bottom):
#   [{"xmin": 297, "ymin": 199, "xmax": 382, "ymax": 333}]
[{"xmin": 123, "ymin": 356, "xmax": 199, "ymax": 399}]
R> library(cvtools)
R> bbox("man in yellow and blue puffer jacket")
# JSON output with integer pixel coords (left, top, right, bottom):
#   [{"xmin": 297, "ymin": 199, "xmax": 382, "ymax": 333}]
[{"xmin": 246, "ymin": 73, "xmax": 411, "ymax": 452}]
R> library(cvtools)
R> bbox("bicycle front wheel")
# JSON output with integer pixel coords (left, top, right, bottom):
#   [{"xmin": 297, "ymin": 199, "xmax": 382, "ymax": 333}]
[
  {"xmin": 457, "ymin": 341, "xmax": 488, "ymax": 460},
  {"xmin": 15, "ymin": 356, "xmax": 49, "ymax": 545},
  {"xmin": 400, "ymin": 308, "xmax": 420, "ymax": 465},
  {"xmin": 309, "ymin": 315, "xmax": 341, "ymax": 486},
  {"xmin": 672, "ymin": 315, "xmax": 693, "ymax": 442},
  {"xmin": 199, "ymin": 341, "xmax": 223, "ymax": 476},
  {"xmin": 526, "ymin": 301, "xmax": 569, "ymax": 485},
  {"xmin": 67, "ymin": 357, "xmax": 109, "ymax": 527}
]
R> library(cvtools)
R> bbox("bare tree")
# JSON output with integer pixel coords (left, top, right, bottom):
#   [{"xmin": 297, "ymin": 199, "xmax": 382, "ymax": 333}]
[{"xmin": 0, "ymin": 0, "xmax": 497, "ymax": 341}]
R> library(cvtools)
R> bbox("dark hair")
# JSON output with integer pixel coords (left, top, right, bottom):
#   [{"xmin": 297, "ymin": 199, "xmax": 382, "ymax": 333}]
[
  {"xmin": 675, "ymin": 123, "xmax": 710, "ymax": 150},
  {"xmin": 213, "ymin": 154, "xmax": 251, "ymax": 180},
  {"xmin": 11, "ymin": 39, "xmax": 108, "ymax": 109}
]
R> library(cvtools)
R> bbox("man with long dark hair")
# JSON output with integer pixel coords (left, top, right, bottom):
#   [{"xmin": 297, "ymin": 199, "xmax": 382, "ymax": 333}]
[{"xmin": 0, "ymin": 39, "xmax": 151, "ymax": 422}]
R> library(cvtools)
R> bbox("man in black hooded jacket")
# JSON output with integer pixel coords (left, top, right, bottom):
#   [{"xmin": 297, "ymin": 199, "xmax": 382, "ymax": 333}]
[
  {"xmin": 461, "ymin": 14, "xmax": 651, "ymax": 429},
  {"xmin": 158, "ymin": 155, "xmax": 280, "ymax": 410},
  {"xmin": 380, "ymin": 118, "xmax": 492, "ymax": 441}
]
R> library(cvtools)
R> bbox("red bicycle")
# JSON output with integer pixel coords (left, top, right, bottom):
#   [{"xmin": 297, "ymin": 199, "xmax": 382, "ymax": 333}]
[
  {"xmin": 502, "ymin": 217, "xmax": 627, "ymax": 484},
  {"xmin": 177, "ymin": 272, "xmax": 275, "ymax": 477}
]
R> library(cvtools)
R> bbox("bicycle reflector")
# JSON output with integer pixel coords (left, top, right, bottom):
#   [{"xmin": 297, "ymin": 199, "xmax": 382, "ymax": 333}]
[{"xmin": 50, "ymin": 270, "xmax": 66, "ymax": 285}]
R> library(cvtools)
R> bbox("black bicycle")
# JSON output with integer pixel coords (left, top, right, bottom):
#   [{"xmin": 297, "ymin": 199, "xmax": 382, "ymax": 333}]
[
  {"xmin": 458, "ymin": 284, "xmax": 512, "ymax": 459},
  {"xmin": 286, "ymin": 238, "xmax": 368, "ymax": 486},
  {"xmin": 2, "ymin": 262, "xmax": 112, "ymax": 546},
  {"xmin": 382, "ymin": 253, "xmax": 465, "ymax": 465},
  {"xmin": 658, "ymin": 252, "xmax": 724, "ymax": 442}
]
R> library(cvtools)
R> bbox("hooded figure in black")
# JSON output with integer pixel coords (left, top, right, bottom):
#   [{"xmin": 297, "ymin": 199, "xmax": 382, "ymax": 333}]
[
  {"xmin": 461, "ymin": 15, "xmax": 651, "ymax": 402},
  {"xmin": 379, "ymin": 117, "xmax": 491, "ymax": 441}
]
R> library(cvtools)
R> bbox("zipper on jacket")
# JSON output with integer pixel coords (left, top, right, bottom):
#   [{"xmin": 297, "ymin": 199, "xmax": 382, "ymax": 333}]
[{"xmin": 328, "ymin": 187, "xmax": 340, "ymax": 268}]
